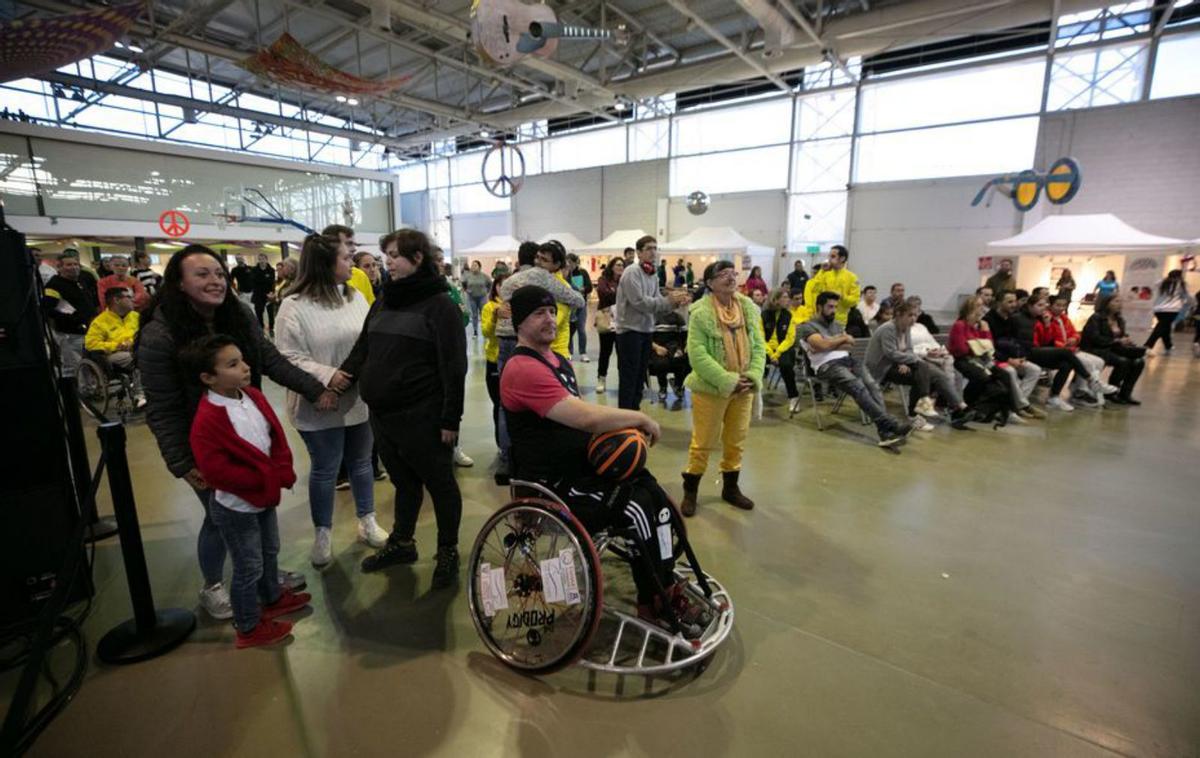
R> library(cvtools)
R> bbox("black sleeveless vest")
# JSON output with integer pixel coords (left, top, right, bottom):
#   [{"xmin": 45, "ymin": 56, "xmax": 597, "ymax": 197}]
[{"xmin": 505, "ymin": 347, "xmax": 592, "ymax": 482}]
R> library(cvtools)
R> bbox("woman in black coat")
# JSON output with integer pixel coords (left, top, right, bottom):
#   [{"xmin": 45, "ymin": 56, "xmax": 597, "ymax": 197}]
[
  {"xmin": 1080, "ymin": 294, "xmax": 1145, "ymax": 405},
  {"xmin": 339, "ymin": 229, "xmax": 468, "ymax": 588}
]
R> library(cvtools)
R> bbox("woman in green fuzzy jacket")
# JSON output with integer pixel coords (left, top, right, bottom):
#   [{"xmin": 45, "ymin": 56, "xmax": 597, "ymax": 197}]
[{"xmin": 680, "ymin": 260, "xmax": 767, "ymax": 516}]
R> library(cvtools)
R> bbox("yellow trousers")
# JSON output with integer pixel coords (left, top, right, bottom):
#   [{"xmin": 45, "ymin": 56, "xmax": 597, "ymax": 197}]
[{"xmin": 686, "ymin": 390, "xmax": 755, "ymax": 475}]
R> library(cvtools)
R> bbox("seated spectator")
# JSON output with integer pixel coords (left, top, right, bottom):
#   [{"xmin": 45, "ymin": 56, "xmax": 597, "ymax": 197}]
[
  {"xmin": 97, "ymin": 254, "xmax": 149, "ymax": 311},
  {"xmin": 975, "ymin": 285, "xmax": 995, "ymax": 312},
  {"xmin": 1035, "ymin": 296, "xmax": 1118, "ymax": 404},
  {"xmin": 947, "ymin": 296, "xmax": 1032, "ymax": 423},
  {"xmin": 649, "ymin": 309, "xmax": 690, "ymax": 407},
  {"xmin": 798, "ymin": 292, "xmax": 911, "ymax": 447},
  {"xmin": 983, "ymin": 291, "xmax": 1044, "ymax": 417},
  {"xmin": 905, "ymin": 297, "xmax": 955, "ymax": 379},
  {"xmin": 866, "ymin": 301, "xmax": 972, "ymax": 431},
  {"xmin": 1030, "ymin": 286, "xmax": 1050, "ymax": 305},
  {"xmin": 845, "ymin": 302, "xmax": 871, "ymax": 338},
  {"xmin": 857, "ymin": 285, "xmax": 880, "ymax": 322},
  {"xmin": 907, "ymin": 295, "xmax": 939, "ymax": 334},
  {"xmin": 1081, "ymin": 295, "xmax": 1145, "ymax": 405},
  {"xmin": 872, "ymin": 302, "xmax": 893, "ymax": 330},
  {"xmin": 884, "ymin": 282, "xmax": 906, "ymax": 311},
  {"xmin": 84, "ymin": 287, "xmax": 144, "ymax": 405},
  {"xmin": 761, "ymin": 288, "xmax": 800, "ymax": 410},
  {"xmin": 1014, "ymin": 289, "xmax": 1030, "ymax": 311},
  {"xmin": 749, "ymin": 288, "xmax": 767, "ymax": 312},
  {"xmin": 1013, "ymin": 295, "xmax": 1100, "ymax": 411}
]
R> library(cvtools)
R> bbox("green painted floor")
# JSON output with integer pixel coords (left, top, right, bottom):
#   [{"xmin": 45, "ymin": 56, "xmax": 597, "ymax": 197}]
[{"xmin": 13, "ymin": 344, "xmax": 1200, "ymax": 757}]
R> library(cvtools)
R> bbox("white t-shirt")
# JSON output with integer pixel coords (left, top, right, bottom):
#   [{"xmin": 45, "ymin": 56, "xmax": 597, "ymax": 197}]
[
  {"xmin": 206, "ymin": 390, "xmax": 272, "ymax": 514},
  {"xmin": 858, "ymin": 300, "xmax": 880, "ymax": 322}
]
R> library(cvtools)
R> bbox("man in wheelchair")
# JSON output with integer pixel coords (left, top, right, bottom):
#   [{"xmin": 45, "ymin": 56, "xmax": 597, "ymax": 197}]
[
  {"xmin": 84, "ymin": 287, "xmax": 145, "ymax": 406},
  {"xmin": 500, "ymin": 286, "xmax": 711, "ymax": 638}
]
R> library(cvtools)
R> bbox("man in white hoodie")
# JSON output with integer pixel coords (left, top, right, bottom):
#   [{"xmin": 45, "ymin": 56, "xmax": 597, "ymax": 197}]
[{"xmin": 614, "ymin": 235, "xmax": 690, "ymax": 410}]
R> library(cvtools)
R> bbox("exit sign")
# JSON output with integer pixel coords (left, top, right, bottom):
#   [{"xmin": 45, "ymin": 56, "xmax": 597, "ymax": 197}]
[{"xmin": 806, "ymin": 245, "xmax": 821, "ymax": 253}]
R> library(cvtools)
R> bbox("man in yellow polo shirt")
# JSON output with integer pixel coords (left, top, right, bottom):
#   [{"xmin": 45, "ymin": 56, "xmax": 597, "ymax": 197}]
[
  {"xmin": 803, "ymin": 245, "xmax": 860, "ymax": 325},
  {"xmin": 84, "ymin": 286, "xmax": 144, "ymax": 405}
]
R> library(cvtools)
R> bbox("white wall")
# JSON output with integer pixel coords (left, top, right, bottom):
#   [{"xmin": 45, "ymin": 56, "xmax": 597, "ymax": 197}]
[
  {"xmin": 1035, "ymin": 95, "xmax": 1200, "ymax": 240},
  {"xmin": 846, "ymin": 176, "xmax": 1022, "ymax": 312},
  {"xmin": 451, "ymin": 211, "xmax": 510, "ymax": 254}
]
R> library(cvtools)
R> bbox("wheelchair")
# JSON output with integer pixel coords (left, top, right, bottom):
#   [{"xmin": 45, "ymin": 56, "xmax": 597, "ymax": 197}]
[
  {"xmin": 467, "ymin": 480, "xmax": 734, "ymax": 676},
  {"xmin": 76, "ymin": 351, "xmax": 141, "ymax": 420}
]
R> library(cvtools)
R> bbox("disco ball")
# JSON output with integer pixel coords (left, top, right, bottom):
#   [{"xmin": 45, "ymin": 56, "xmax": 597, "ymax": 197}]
[{"xmin": 686, "ymin": 190, "xmax": 709, "ymax": 215}]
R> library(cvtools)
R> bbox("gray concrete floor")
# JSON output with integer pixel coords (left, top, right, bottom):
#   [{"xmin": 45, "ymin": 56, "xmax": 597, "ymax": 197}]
[{"xmin": 9, "ymin": 343, "xmax": 1200, "ymax": 758}]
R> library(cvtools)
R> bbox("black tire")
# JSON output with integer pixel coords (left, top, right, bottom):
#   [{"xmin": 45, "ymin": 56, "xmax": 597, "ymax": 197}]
[
  {"xmin": 76, "ymin": 360, "xmax": 109, "ymax": 416},
  {"xmin": 467, "ymin": 498, "xmax": 604, "ymax": 675}
]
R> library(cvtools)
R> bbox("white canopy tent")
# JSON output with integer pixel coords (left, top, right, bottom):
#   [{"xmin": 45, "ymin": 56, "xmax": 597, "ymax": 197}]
[
  {"xmin": 537, "ymin": 232, "xmax": 592, "ymax": 252},
  {"xmin": 659, "ymin": 226, "xmax": 776, "ymax": 285},
  {"xmin": 580, "ymin": 228, "xmax": 649, "ymax": 254},
  {"xmin": 458, "ymin": 234, "xmax": 524, "ymax": 256},
  {"xmin": 987, "ymin": 214, "xmax": 1187, "ymax": 254}
]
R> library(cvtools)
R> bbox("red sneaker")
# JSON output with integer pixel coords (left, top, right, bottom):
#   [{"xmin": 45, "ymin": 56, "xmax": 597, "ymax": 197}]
[
  {"xmin": 636, "ymin": 583, "xmax": 712, "ymax": 640},
  {"xmin": 261, "ymin": 588, "xmax": 312, "ymax": 620},
  {"xmin": 235, "ymin": 619, "xmax": 293, "ymax": 649}
]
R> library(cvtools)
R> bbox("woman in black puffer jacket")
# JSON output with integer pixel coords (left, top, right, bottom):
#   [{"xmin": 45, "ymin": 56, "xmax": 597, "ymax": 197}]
[{"xmin": 339, "ymin": 229, "xmax": 468, "ymax": 588}]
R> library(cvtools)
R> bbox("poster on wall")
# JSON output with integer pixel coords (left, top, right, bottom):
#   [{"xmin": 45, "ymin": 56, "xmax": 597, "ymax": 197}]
[{"xmin": 1120, "ymin": 256, "xmax": 1165, "ymax": 338}]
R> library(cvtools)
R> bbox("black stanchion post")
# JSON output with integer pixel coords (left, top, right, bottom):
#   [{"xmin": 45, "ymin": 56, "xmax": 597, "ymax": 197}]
[
  {"xmin": 95, "ymin": 421, "xmax": 195, "ymax": 664},
  {"xmin": 59, "ymin": 376, "xmax": 119, "ymax": 542}
]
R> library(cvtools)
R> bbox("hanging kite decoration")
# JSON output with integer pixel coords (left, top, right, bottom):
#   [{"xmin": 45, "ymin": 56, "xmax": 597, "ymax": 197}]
[
  {"xmin": 971, "ymin": 157, "xmax": 1083, "ymax": 212},
  {"xmin": 0, "ymin": 2, "xmax": 143, "ymax": 84},
  {"xmin": 239, "ymin": 33, "xmax": 411, "ymax": 96}
]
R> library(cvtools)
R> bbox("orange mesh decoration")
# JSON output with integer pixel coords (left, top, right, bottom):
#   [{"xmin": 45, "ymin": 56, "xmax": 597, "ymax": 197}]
[{"xmin": 239, "ymin": 33, "xmax": 410, "ymax": 96}]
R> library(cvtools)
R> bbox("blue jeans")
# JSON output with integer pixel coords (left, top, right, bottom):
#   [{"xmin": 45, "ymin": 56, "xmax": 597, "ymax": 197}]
[
  {"xmin": 569, "ymin": 302, "xmax": 588, "ymax": 355},
  {"xmin": 208, "ymin": 503, "xmax": 281, "ymax": 634},
  {"xmin": 496, "ymin": 336, "xmax": 518, "ymax": 468},
  {"xmin": 817, "ymin": 357, "xmax": 900, "ymax": 434},
  {"xmin": 298, "ymin": 422, "xmax": 375, "ymax": 529},
  {"xmin": 616, "ymin": 331, "xmax": 653, "ymax": 410},
  {"xmin": 469, "ymin": 294, "xmax": 487, "ymax": 334},
  {"xmin": 192, "ymin": 487, "xmax": 226, "ymax": 586}
]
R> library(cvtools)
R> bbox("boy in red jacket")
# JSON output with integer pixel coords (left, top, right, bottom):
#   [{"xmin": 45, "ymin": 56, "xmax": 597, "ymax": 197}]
[{"xmin": 184, "ymin": 335, "xmax": 311, "ymax": 648}]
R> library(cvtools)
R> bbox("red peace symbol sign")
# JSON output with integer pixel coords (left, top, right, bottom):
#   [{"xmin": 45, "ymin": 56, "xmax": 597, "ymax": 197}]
[{"xmin": 159, "ymin": 210, "xmax": 190, "ymax": 237}]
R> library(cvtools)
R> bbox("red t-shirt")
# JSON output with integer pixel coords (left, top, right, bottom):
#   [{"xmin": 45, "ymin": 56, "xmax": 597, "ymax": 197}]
[{"xmin": 500, "ymin": 351, "xmax": 570, "ymax": 418}]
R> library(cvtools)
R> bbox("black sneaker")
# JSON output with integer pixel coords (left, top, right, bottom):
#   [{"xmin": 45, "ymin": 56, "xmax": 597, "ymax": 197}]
[
  {"xmin": 361, "ymin": 538, "xmax": 418, "ymax": 573},
  {"xmin": 950, "ymin": 408, "xmax": 975, "ymax": 429},
  {"xmin": 431, "ymin": 547, "xmax": 460, "ymax": 589},
  {"xmin": 878, "ymin": 427, "xmax": 907, "ymax": 448}
]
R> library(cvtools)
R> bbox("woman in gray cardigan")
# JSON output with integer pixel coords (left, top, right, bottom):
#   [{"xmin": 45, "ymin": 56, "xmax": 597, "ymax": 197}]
[{"xmin": 137, "ymin": 244, "xmax": 334, "ymax": 620}]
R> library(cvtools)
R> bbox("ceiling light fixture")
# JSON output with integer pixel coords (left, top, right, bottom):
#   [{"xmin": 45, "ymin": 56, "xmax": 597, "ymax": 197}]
[
  {"xmin": 335, "ymin": 95, "xmax": 347, "ymax": 103},
  {"xmin": 128, "ymin": 43, "xmax": 144, "ymax": 53},
  {"xmin": 480, "ymin": 129, "xmax": 490, "ymax": 138},
  {"xmin": 347, "ymin": 98, "xmax": 359, "ymax": 106}
]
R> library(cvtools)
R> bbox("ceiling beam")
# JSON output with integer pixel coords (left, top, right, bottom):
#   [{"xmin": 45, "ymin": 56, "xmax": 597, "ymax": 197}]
[
  {"xmin": 777, "ymin": 0, "xmax": 859, "ymax": 82},
  {"xmin": 662, "ymin": 0, "xmax": 792, "ymax": 92}
]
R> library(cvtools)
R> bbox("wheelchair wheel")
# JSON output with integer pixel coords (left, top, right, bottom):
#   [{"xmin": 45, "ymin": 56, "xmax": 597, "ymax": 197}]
[
  {"xmin": 76, "ymin": 359, "xmax": 109, "ymax": 416},
  {"xmin": 468, "ymin": 499, "xmax": 604, "ymax": 675}
]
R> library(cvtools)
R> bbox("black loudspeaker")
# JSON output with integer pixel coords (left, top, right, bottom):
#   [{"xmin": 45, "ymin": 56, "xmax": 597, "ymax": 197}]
[{"xmin": 0, "ymin": 219, "xmax": 92, "ymax": 627}]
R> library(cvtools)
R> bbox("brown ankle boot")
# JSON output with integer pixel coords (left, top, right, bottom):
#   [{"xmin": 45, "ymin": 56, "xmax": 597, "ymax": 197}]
[
  {"xmin": 680, "ymin": 473, "xmax": 701, "ymax": 517},
  {"xmin": 720, "ymin": 471, "xmax": 754, "ymax": 510}
]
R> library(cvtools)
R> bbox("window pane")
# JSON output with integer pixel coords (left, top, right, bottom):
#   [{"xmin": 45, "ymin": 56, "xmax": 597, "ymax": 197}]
[
  {"xmin": 451, "ymin": 183, "xmax": 511, "ymax": 214},
  {"xmin": 449, "ymin": 150, "xmax": 485, "ymax": 185},
  {"xmin": 791, "ymin": 137, "xmax": 852, "ymax": 193},
  {"xmin": 672, "ymin": 98, "xmax": 792, "ymax": 155},
  {"xmin": 795, "ymin": 89, "xmax": 856, "ymax": 140},
  {"xmin": 396, "ymin": 162, "xmax": 427, "ymax": 192},
  {"xmin": 859, "ymin": 58, "xmax": 1045, "ymax": 132},
  {"xmin": 543, "ymin": 127, "xmax": 626, "ymax": 172},
  {"xmin": 1047, "ymin": 42, "xmax": 1147, "ymax": 109},
  {"xmin": 629, "ymin": 118, "xmax": 670, "ymax": 161},
  {"xmin": 429, "ymin": 157, "xmax": 450, "ymax": 188},
  {"xmin": 854, "ymin": 117, "xmax": 1039, "ymax": 183},
  {"xmin": 788, "ymin": 192, "xmax": 847, "ymax": 249},
  {"xmin": 1151, "ymin": 33, "xmax": 1200, "ymax": 99},
  {"xmin": 670, "ymin": 145, "xmax": 789, "ymax": 196}
]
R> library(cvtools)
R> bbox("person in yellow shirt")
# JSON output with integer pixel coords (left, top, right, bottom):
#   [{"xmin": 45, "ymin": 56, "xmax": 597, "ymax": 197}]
[
  {"xmin": 803, "ymin": 245, "xmax": 860, "ymax": 325},
  {"xmin": 535, "ymin": 241, "xmax": 574, "ymax": 360},
  {"xmin": 347, "ymin": 264, "xmax": 375, "ymax": 305},
  {"xmin": 84, "ymin": 287, "xmax": 144, "ymax": 405},
  {"xmin": 480, "ymin": 273, "xmax": 507, "ymax": 447},
  {"xmin": 762, "ymin": 288, "xmax": 801, "ymax": 411}
]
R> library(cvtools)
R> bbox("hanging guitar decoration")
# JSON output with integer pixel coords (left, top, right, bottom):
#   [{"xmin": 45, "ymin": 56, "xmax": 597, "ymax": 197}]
[
  {"xmin": 481, "ymin": 141, "xmax": 526, "ymax": 198},
  {"xmin": 470, "ymin": 0, "xmax": 629, "ymax": 67},
  {"xmin": 971, "ymin": 157, "xmax": 1083, "ymax": 212}
]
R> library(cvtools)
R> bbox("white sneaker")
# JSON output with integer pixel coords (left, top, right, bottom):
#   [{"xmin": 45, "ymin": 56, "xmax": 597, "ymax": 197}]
[
  {"xmin": 199, "ymin": 582, "xmax": 233, "ymax": 620},
  {"xmin": 579, "ymin": 355, "xmax": 590, "ymax": 363},
  {"xmin": 788, "ymin": 396, "xmax": 803, "ymax": 414},
  {"xmin": 908, "ymin": 415, "xmax": 934, "ymax": 432},
  {"xmin": 1047, "ymin": 396, "xmax": 1074, "ymax": 412},
  {"xmin": 454, "ymin": 447, "xmax": 474, "ymax": 467},
  {"xmin": 311, "ymin": 527, "xmax": 333, "ymax": 568},
  {"xmin": 357, "ymin": 513, "xmax": 389, "ymax": 548},
  {"xmin": 596, "ymin": 378, "xmax": 606, "ymax": 393},
  {"xmin": 915, "ymin": 396, "xmax": 940, "ymax": 419},
  {"xmin": 1101, "ymin": 382, "xmax": 1120, "ymax": 394}
]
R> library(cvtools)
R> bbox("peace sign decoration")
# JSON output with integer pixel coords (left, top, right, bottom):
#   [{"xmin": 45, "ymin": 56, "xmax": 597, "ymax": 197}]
[
  {"xmin": 159, "ymin": 209, "xmax": 191, "ymax": 237},
  {"xmin": 481, "ymin": 141, "xmax": 526, "ymax": 198}
]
